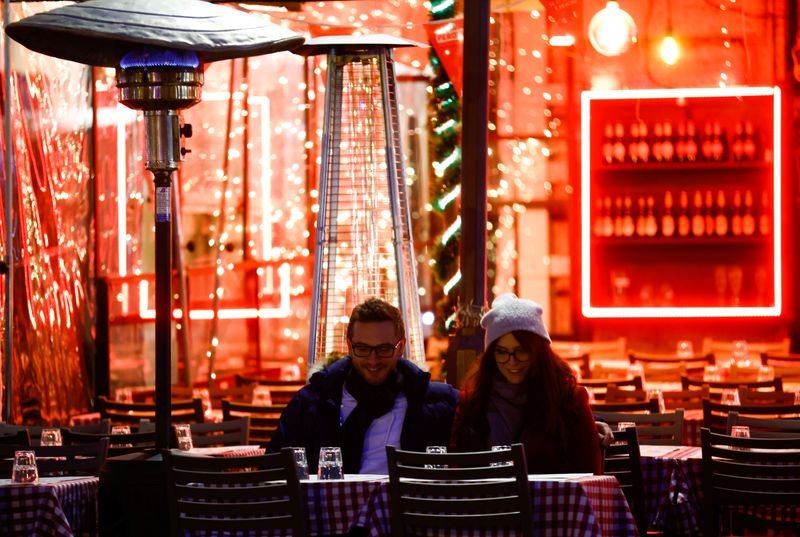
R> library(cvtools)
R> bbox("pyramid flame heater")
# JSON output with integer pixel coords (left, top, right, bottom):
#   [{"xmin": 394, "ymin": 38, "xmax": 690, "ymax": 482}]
[
  {"xmin": 5, "ymin": 0, "xmax": 303, "ymax": 450},
  {"xmin": 294, "ymin": 36, "xmax": 427, "ymax": 369}
]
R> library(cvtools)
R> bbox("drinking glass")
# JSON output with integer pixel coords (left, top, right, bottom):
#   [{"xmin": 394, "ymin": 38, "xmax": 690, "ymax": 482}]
[
  {"xmin": 110, "ymin": 425, "xmax": 132, "ymax": 449},
  {"xmin": 40, "ymin": 428, "xmax": 63, "ymax": 447},
  {"xmin": 424, "ymin": 445, "xmax": 448, "ymax": 469},
  {"xmin": 676, "ymin": 340, "xmax": 694, "ymax": 358},
  {"xmin": 317, "ymin": 447, "xmax": 344, "ymax": 480},
  {"xmin": 490, "ymin": 445, "xmax": 513, "ymax": 467},
  {"xmin": 703, "ymin": 365, "xmax": 720, "ymax": 382},
  {"xmin": 617, "ymin": 422, "xmax": 636, "ymax": 431},
  {"xmin": 721, "ymin": 389, "xmax": 740, "ymax": 406},
  {"xmin": 174, "ymin": 424, "xmax": 193, "ymax": 451},
  {"xmin": 12, "ymin": 450, "xmax": 39, "ymax": 484},
  {"xmin": 732, "ymin": 340, "xmax": 749, "ymax": 363},
  {"xmin": 292, "ymin": 447, "xmax": 309, "ymax": 480},
  {"xmin": 730, "ymin": 425, "xmax": 750, "ymax": 451},
  {"xmin": 757, "ymin": 366, "xmax": 775, "ymax": 382},
  {"xmin": 252, "ymin": 386, "xmax": 273, "ymax": 406},
  {"xmin": 115, "ymin": 387, "xmax": 133, "ymax": 403}
]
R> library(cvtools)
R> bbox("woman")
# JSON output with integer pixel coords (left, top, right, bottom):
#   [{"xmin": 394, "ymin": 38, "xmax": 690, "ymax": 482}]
[{"xmin": 450, "ymin": 293, "xmax": 602, "ymax": 474}]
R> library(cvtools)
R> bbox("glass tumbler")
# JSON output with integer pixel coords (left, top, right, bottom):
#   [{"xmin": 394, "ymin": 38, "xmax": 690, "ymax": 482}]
[
  {"xmin": 12, "ymin": 450, "xmax": 39, "ymax": 484},
  {"xmin": 490, "ymin": 445, "xmax": 513, "ymax": 467},
  {"xmin": 174, "ymin": 424, "xmax": 193, "ymax": 451},
  {"xmin": 317, "ymin": 447, "xmax": 344, "ymax": 480},
  {"xmin": 292, "ymin": 447, "xmax": 309, "ymax": 480},
  {"xmin": 40, "ymin": 428, "xmax": 63, "ymax": 447}
]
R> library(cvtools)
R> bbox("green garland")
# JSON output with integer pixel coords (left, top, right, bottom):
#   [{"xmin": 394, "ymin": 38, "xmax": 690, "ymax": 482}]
[{"xmin": 428, "ymin": 0, "xmax": 461, "ymax": 334}]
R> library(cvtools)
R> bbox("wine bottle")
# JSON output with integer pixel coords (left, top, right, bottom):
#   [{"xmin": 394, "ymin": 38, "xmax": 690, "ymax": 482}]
[
  {"xmin": 662, "ymin": 121, "xmax": 675, "ymax": 162},
  {"xmin": 645, "ymin": 196, "xmax": 658, "ymax": 236},
  {"xmin": 628, "ymin": 123, "xmax": 640, "ymax": 163},
  {"xmin": 602, "ymin": 197, "xmax": 614, "ymax": 237},
  {"xmin": 662, "ymin": 191, "xmax": 676, "ymax": 237},
  {"xmin": 701, "ymin": 122, "xmax": 713, "ymax": 161},
  {"xmin": 652, "ymin": 122, "xmax": 664, "ymax": 162},
  {"xmin": 637, "ymin": 122, "xmax": 650, "ymax": 162},
  {"xmin": 594, "ymin": 198, "xmax": 605, "ymax": 237},
  {"xmin": 732, "ymin": 121, "xmax": 744, "ymax": 161},
  {"xmin": 602, "ymin": 123, "xmax": 615, "ymax": 163},
  {"xmin": 635, "ymin": 196, "xmax": 647, "ymax": 237},
  {"xmin": 677, "ymin": 190, "xmax": 691, "ymax": 237},
  {"xmin": 622, "ymin": 196, "xmax": 635, "ymax": 236},
  {"xmin": 691, "ymin": 190, "xmax": 705, "ymax": 236},
  {"xmin": 743, "ymin": 121, "xmax": 756, "ymax": 161},
  {"xmin": 704, "ymin": 190, "xmax": 715, "ymax": 236},
  {"xmin": 712, "ymin": 121, "xmax": 725, "ymax": 161},
  {"xmin": 685, "ymin": 121, "xmax": 698, "ymax": 161},
  {"xmin": 675, "ymin": 122, "xmax": 687, "ymax": 162},
  {"xmin": 759, "ymin": 190, "xmax": 771, "ymax": 235},
  {"xmin": 614, "ymin": 196, "xmax": 624, "ymax": 236},
  {"xmin": 742, "ymin": 190, "xmax": 755, "ymax": 236},
  {"xmin": 613, "ymin": 123, "xmax": 626, "ymax": 163},
  {"xmin": 715, "ymin": 190, "xmax": 729, "ymax": 236},
  {"xmin": 731, "ymin": 190, "xmax": 743, "ymax": 236}
]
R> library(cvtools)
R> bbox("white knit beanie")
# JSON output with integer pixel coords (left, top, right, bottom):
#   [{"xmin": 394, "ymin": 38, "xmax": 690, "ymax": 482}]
[{"xmin": 480, "ymin": 293, "xmax": 551, "ymax": 350}]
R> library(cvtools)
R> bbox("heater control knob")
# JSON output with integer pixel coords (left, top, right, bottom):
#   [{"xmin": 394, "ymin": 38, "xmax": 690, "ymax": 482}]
[
  {"xmin": 180, "ymin": 147, "xmax": 192, "ymax": 157},
  {"xmin": 181, "ymin": 123, "xmax": 193, "ymax": 139}
]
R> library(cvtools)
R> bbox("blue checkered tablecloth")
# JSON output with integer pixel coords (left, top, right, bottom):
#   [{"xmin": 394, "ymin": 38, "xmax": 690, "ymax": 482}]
[{"xmin": 0, "ymin": 476, "xmax": 98, "ymax": 536}]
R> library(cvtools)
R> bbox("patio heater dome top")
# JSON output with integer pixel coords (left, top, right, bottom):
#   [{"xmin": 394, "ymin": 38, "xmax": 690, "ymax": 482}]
[
  {"xmin": 292, "ymin": 34, "xmax": 428, "ymax": 57},
  {"xmin": 5, "ymin": 0, "xmax": 305, "ymax": 67}
]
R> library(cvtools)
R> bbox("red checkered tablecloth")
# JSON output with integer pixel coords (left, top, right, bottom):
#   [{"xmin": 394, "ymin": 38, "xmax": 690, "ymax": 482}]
[
  {"xmin": 353, "ymin": 475, "xmax": 638, "ymax": 537},
  {"xmin": 682, "ymin": 410, "xmax": 703, "ymax": 446},
  {"xmin": 640, "ymin": 445, "xmax": 704, "ymax": 535},
  {"xmin": 0, "ymin": 476, "xmax": 99, "ymax": 537}
]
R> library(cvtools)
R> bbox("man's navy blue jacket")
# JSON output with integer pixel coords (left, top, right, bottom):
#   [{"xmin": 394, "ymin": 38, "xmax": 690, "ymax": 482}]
[{"xmin": 268, "ymin": 356, "xmax": 459, "ymax": 473}]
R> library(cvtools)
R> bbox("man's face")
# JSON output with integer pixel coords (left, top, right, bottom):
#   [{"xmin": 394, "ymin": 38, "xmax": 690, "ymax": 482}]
[{"xmin": 347, "ymin": 320, "xmax": 404, "ymax": 385}]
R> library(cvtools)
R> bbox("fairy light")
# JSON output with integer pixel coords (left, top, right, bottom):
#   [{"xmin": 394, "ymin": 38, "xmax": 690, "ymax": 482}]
[{"xmin": 719, "ymin": 0, "xmax": 734, "ymax": 87}]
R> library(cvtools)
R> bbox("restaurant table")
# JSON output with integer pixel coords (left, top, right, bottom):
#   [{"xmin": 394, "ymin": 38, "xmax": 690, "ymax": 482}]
[
  {"xmin": 0, "ymin": 475, "xmax": 99, "ymax": 537},
  {"xmin": 308, "ymin": 473, "xmax": 638, "ymax": 537},
  {"xmin": 640, "ymin": 444, "xmax": 703, "ymax": 535},
  {"xmin": 682, "ymin": 409, "xmax": 703, "ymax": 446}
]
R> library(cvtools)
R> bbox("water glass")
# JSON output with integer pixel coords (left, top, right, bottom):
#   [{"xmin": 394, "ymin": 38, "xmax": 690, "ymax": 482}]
[
  {"xmin": 617, "ymin": 421, "xmax": 636, "ymax": 432},
  {"xmin": 12, "ymin": 450, "xmax": 38, "ymax": 484},
  {"xmin": 252, "ymin": 386, "xmax": 273, "ymax": 406},
  {"xmin": 110, "ymin": 425, "xmax": 133, "ymax": 449},
  {"xmin": 424, "ymin": 445, "xmax": 447, "ymax": 469},
  {"xmin": 676, "ymin": 340, "xmax": 694, "ymax": 358},
  {"xmin": 490, "ymin": 445, "xmax": 513, "ymax": 467},
  {"xmin": 174, "ymin": 424, "xmax": 193, "ymax": 451},
  {"xmin": 721, "ymin": 388, "xmax": 740, "ymax": 406},
  {"xmin": 317, "ymin": 447, "xmax": 344, "ymax": 480},
  {"xmin": 757, "ymin": 366, "xmax": 775, "ymax": 382},
  {"xmin": 40, "ymin": 428, "xmax": 63, "ymax": 447},
  {"xmin": 730, "ymin": 425, "xmax": 750, "ymax": 451},
  {"xmin": 703, "ymin": 365, "xmax": 720, "ymax": 382},
  {"xmin": 115, "ymin": 387, "xmax": 133, "ymax": 403},
  {"xmin": 732, "ymin": 340, "xmax": 749, "ymax": 362},
  {"xmin": 292, "ymin": 447, "xmax": 309, "ymax": 480}
]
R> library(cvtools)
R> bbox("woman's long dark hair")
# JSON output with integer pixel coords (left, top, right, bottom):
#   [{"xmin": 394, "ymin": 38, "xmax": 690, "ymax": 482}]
[{"xmin": 453, "ymin": 330, "xmax": 579, "ymax": 452}]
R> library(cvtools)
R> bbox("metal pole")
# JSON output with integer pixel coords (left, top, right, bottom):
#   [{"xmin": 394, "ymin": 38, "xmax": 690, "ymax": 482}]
[
  {"xmin": 153, "ymin": 169, "xmax": 173, "ymax": 451},
  {"xmin": 2, "ymin": 0, "xmax": 14, "ymax": 422}
]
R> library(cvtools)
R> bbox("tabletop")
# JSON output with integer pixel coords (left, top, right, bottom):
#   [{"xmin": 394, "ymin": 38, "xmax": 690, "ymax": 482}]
[{"xmin": 0, "ymin": 475, "xmax": 99, "ymax": 537}]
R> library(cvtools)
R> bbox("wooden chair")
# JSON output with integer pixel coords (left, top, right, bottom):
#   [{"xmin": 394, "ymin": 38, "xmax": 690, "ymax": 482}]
[
  {"xmin": 681, "ymin": 375, "xmax": 783, "ymax": 392},
  {"xmin": 761, "ymin": 352, "xmax": 800, "ymax": 382},
  {"xmin": 591, "ymin": 398, "xmax": 660, "ymax": 413},
  {"xmin": 63, "ymin": 428, "xmax": 156, "ymax": 457},
  {"xmin": 164, "ymin": 448, "xmax": 308, "ymax": 537},
  {"xmin": 605, "ymin": 386, "xmax": 649, "ymax": 403},
  {"xmin": 702, "ymin": 337, "xmax": 790, "ymax": 361},
  {"xmin": 701, "ymin": 399, "xmax": 800, "ymax": 434},
  {"xmin": 726, "ymin": 411, "xmax": 800, "ymax": 438},
  {"xmin": 660, "ymin": 387, "xmax": 710, "ymax": 410},
  {"xmin": 0, "ymin": 422, "xmax": 110, "ymax": 445},
  {"xmin": 386, "ymin": 444, "xmax": 533, "ymax": 537},
  {"xmin": 628, "ymin": 352, "xmax": 715, "ymax": 381},
  {"xmin": 97, "ymin": 395, "xmax": 205, "ymax": 426},
  {"xmin": 0, "ymin": 438, "xmax": 109, "ymax": 477},
  {"xmin": 560, "ymin": 352, "xmax": 590, "ymax": 379},
  {"xmin": 0, "ymin": 430, "xmax": 30, "ymax": 446},
  {"xmin": 737, "ymin": 387, "xmax": 796, "ymax": 405},
  {"xmin": 207, "ymin": 385, "xmax": 256, "ymax": 407},
  {"xmin": 189, "ymin": 417, "xmax": 250, "ymax": 447},
  {"xmin": 602, "ymin": 427, "xmax": 647, "ymax": 535},
  {"xmin": 701, "ymin": 428, "xmax": 800, "ymax": 537},
  {"xmin": 593, "ymin": 410, "xmax": 684, "ymax": 445},
  {"xmin": 221, "ymin": 400, "xmax": 285, "ymax": 446},
  {"xmin": 579, "ymin": 377, "xmax": 643, "ymax": 401},
  {"xmin": 234, "ymin": 377, "xmax": 306, "ymax": 405}
]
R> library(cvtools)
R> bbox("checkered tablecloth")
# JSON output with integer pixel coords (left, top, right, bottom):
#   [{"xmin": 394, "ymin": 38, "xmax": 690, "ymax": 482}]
[
  {"xmin": 682, "ymin": 410, "xmax": 703, "ymax": 447},
  {"xmin": 640, "ymin": 445, "xmax": 704, "ymax": 536},
  {"xmin": 0, "ymin": 476, "xmax": 99, "ymax": 537},
  {"xmin": 352, "ymin": 475, "xmax": 638, "ymax": 537}
]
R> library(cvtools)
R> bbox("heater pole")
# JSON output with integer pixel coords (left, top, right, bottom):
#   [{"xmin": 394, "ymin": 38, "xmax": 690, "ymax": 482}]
[{"xmin": 153, "ymin": 170, "xmax": 173, "ymax": 451}]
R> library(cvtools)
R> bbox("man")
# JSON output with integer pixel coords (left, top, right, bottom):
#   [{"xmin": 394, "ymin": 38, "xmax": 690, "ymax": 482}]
[{"xmin": 269, "ymin": 298, "xmax": 459, "ymax": 475}]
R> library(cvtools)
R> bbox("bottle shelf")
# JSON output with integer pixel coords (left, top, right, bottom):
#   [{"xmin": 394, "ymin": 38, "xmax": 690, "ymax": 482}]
[
  {"xmin": 591, "ymin": 235, "xmax": 771, "ymax": 247},
  {"xmin": 596, "ymin": 161, "xmax": 771, "ymax": 173}
]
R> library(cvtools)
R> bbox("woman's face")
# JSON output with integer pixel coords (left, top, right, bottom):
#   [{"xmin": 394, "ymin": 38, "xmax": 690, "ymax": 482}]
[{"xmin": 493, "ymin": 333, "xmax": 530, "ymax": 384}]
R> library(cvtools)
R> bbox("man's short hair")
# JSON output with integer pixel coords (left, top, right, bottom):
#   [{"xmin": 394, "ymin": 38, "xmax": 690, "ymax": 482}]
[{"xmin": 346, "ymin": 298, "xmax": 405, "ymax": 340}]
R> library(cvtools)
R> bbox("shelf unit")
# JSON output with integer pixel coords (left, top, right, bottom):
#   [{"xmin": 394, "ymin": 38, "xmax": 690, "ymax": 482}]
[{"xmin": 580, "ymin": 87, "xmax": 782, "ymax": 319}]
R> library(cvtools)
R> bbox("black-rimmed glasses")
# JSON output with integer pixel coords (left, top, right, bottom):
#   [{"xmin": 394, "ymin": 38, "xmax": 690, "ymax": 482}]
[
  {"xmin": 350, "ymin": 339, "xmax": 403, "ymax": 358},
  {"xmin": 494, "ymin": 347, "xmax": 530, "ymax": 364}
]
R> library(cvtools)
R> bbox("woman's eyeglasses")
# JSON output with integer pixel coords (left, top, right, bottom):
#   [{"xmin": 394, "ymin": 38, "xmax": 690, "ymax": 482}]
[
  {"xmin": 350, "ymin": 340, "xmax": 402, "ymax": 358},
  {"xmin": 494, "ymin": 347, "xmax": 530, "ymax": 364}
]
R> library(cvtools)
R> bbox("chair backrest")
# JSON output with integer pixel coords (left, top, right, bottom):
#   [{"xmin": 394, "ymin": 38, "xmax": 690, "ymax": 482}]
[
  {"xmin": 579, "ymin": 377, "xmax": 643, "ymax": 401},
  {"xmin": 605, "ymin": 386, "xmax": 648, "ymax": 403},
  {"xmin": 738, "ymin": 387, "xmax": 796, "ymax": 405},
  {"xmin": 63, "ymin": 428, "xmax": 156, "ymax": 456},
  {"xmin": 702, "ymin": 338, "xmax": 790, "ymax": 360},
  {"xmin": 591, "ymin": 398, "xmax": 660, "ymax": 414},
  {"xmin": 97, "ymin": 395, "xmax": 205, "ymax": 425},
  {"xmin": 761, "ymin": 353, "xmax": 800, "ymax": 382},
  {"xmin": 602, "ymin": 427, "xmax": 647, "ymax": 535},
  {"xmin": 702, "ymin": 399, "xmax": 800, "ymax": 434},
  {"xmin": 700, "ymin": 428, "xmax": 800, "ymax": 537},
  {"xmin": 681, "ymin": 375, "xmax": 783, "ymax": 392},
  {"xmin": 386, "ymin": 444, "xmax": 533, "ymax": 537},
  {"xmin": 551, "ymin": 337, "xmax": 627, "ymax": 360},
  {"xmin": 71, "ymin": 419, "xmax": 112, "ymax": 435},
  {"xmin": 221, "ymin": 400, "xmax": 285, "ymax": 446},
  {"xmin": 660, "ymin": 387, "xmax": 710, "ymax": 410},
  {"xmin": 726, "ymin": 411, "xmax": 800, "ymax": 438},
  {"xmin": 0, "ymin": 430, "xmax": 31, "ymax": 446},
  {"xmin": 165, "ymin": 448, "xmax": 308, "ymax": 537},
  {"xmin": 190, "ymin": 417, "xmax": 250, "ymax": 447},
  {"xmin": 560, "ymin": 353, "xmax": 591, "ymax": 379},
  {"xmin": 0, "ymin": 438, "xmax": 108, "ymax": 477},
  {"xmin": 207, "ymin": 385, "xmax": 256, "ymax": 407},
  {"xmin": 233, "ymin": 378, "xmax": 306, "ymax": 405},
  {"xmin": 594, "ymin": 410, "xmax": 684, "ymax": 445},
  {"xmin": 628, "ymin": 352, "xmax": 714, "ymax": 381}
]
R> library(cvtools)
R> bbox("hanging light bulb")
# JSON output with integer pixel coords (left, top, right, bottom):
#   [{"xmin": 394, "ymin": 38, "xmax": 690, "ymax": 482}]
[
  {"xmin": 588, "ymin": 1, "xmax": 637, "ymax": 57},
  {"xmin": 660, "ymin": 33, "xmax": 680, "ymax": 65}
]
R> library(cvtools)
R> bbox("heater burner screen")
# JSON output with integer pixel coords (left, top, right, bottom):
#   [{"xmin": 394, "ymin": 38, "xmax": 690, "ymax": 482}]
[{"xmin": 120, "ymin": 47, "xmax": 200, "ymax": 69}]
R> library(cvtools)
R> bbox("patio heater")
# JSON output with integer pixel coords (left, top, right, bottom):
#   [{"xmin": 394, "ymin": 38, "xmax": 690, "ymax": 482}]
[
  {"xmin": 5, "ymin": 0, "xmax": 303, "ymax": 451},
  {"xmin": 295, "ymin": 36, "xmax": 427, "ymax": 370}
]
